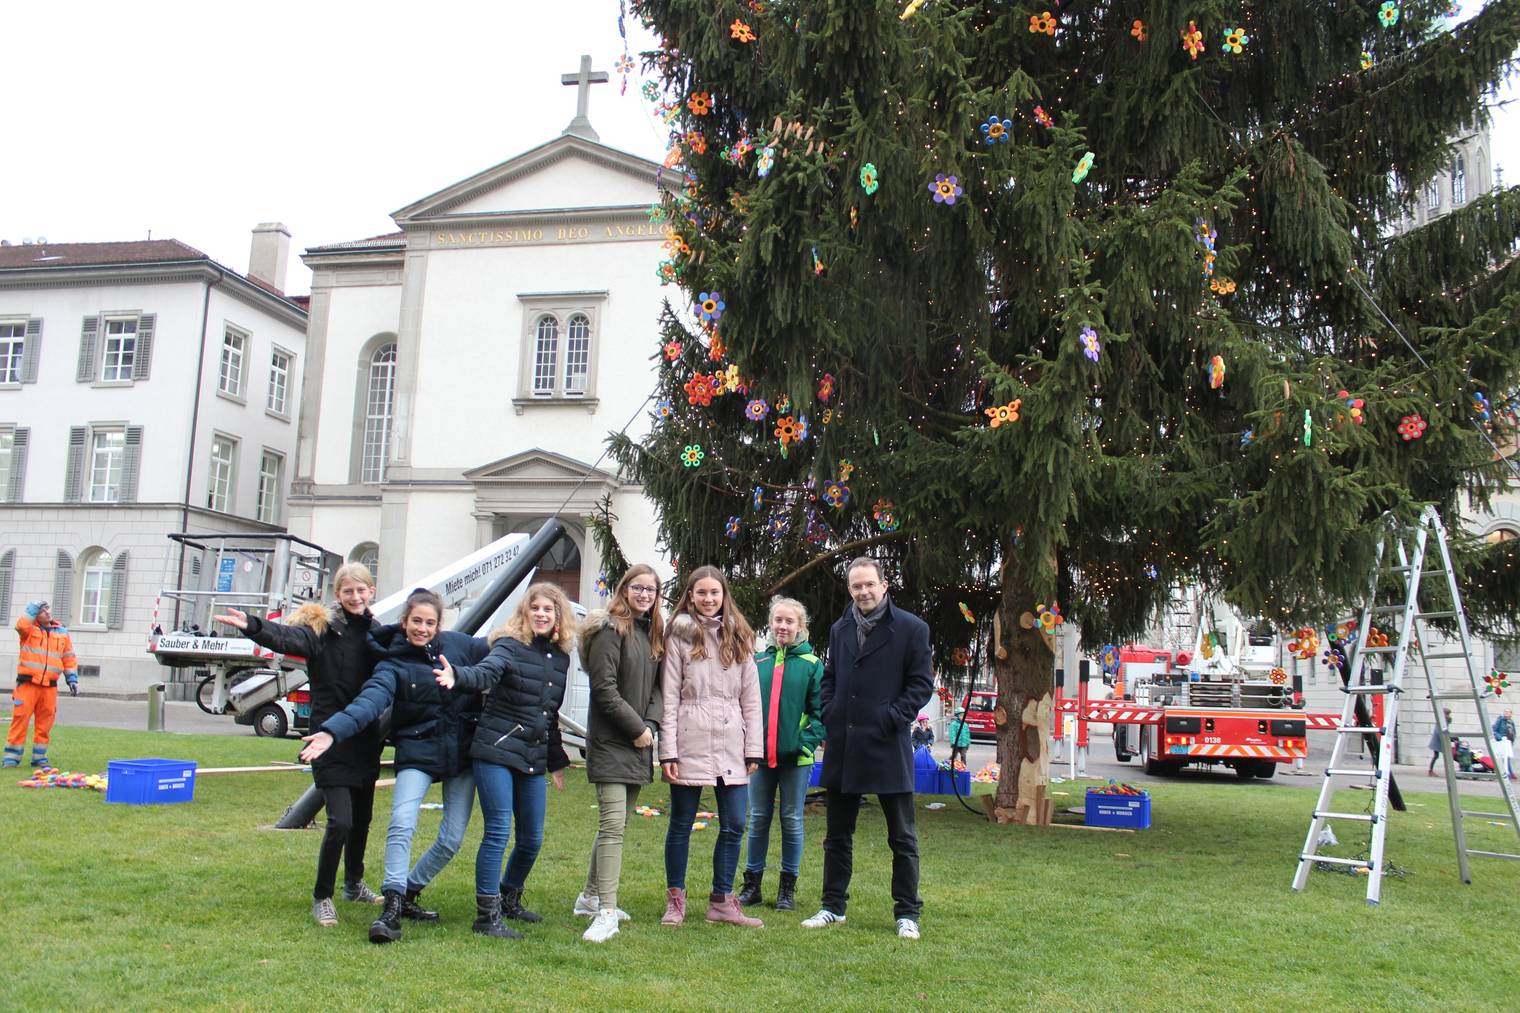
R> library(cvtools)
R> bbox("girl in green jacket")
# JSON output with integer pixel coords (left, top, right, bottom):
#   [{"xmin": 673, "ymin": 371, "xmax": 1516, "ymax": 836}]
[{"xmin": 737, "ymin": 596, "xmax": 824, "ymax": 911}]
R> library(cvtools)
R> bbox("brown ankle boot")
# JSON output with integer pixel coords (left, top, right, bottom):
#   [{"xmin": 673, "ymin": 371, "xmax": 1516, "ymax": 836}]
[
  {"xmin": 661, "ymin": 887, "xmax": 686, "ymax": 926},
  {"xmin": 706, "ymin": 892, "xmax": 764, "ymax": 927}
]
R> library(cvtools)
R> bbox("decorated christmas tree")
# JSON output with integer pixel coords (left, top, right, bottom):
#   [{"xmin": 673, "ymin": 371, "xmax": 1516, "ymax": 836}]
[{"xmin": 595, "ymin": 0, "xmax": 1520, "ymax": 820}]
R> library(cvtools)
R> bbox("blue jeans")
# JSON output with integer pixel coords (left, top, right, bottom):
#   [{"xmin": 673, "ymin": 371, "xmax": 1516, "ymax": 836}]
[
  {"xmin": 383, "ymin": 766, "xmax": 475, "ymax": 896},
  {"xmin": 744, "ymin": 762, "xmax": 810, "ymax": 876},
  {"xmin": 665, "ymin": 782, "xmax": 747, "ymax": 894},
  {"xmin": 473, "ymin": 760, "xmax": 546, "ymax": 896}
]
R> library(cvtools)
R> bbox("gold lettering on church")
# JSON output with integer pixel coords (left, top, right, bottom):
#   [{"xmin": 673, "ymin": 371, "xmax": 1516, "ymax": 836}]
[{"xmin": 433, "ymin": 222, "xmax": 657, "ymax": 249}]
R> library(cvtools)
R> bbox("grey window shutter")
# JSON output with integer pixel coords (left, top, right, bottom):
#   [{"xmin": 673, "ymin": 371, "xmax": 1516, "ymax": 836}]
[
  {"xmin": 63, "ymin": 426, "xmax": 87, "ymax": 502},
  {"xmin": 0, "ymin": 550, "xmax": 14, "ymax": 623},
  {"xmin": 52, "ymin": 549, "xmax": 74, "ymax": 618},
  {"xmin": 108, "ymin": 550, "xmax": 130, "ymax": 630},
  {"xmin": 132, "ymin": 313, "xmax": 155, "ymax": 380},
  {"xmin": 19, "ymin": 319, "xmax": 41, "ymax": 383},
  {"xmin": 76, "ymin": 315, "xmax": 100, "ymax": 383},
  {"xmin": 121, "ymin": 426, "xmax": 143, "ymax": 503},
  {"xmin": 8, "ymin": 427, "xmax": 27, "ymax": 501}
]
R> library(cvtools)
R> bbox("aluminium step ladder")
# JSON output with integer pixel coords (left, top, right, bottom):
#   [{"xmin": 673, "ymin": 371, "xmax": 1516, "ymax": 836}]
[{"xmin": 1291, "ymin": 506, "xmax": 1520, "ymax": 905}]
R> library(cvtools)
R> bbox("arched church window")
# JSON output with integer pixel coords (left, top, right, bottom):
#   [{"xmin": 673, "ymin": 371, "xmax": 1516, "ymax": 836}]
[
  {"xmin": 1451, "ymin": 154, "xmax": 1467, "ymax": 206},
  {"xmin": 361, "ymin": 344, "xmax": 396, "ymax": 484},
  {"xmin": 565, "ymin": 314, "xmax": 591, "ymax": 394},
  {"xmin": 532, "ymin": 315, "xmax": 559, "ymax": 395}
]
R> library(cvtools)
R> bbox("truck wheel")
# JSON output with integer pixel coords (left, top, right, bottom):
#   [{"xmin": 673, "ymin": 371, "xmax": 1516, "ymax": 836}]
[
  {"xmin": 1144, "ymin": 756, "xmax": 1168, "ymax": 776},
  {"xmin": 1254, "ymin": 762, "xmax": 1277, "ymax": 779},
  {"xmin": 1235, "ymin": 761, "xmax": 1259, "ymax": 779},
  {"xmin": 1114, "ymin": 725, "xmax": 1131, "ymax": 762},
  {"xmin": 252, "ymin": 703, "xmax": 288, "ymax": 739}
]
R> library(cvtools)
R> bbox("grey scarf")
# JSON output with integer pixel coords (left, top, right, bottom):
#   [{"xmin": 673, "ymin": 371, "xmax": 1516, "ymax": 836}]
[{"xmin": 852, "ymin": 596, "xmax": 890, "ymax": 650}]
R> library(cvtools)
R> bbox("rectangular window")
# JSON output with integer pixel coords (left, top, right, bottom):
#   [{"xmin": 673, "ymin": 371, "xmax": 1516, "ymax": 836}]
[
  {"xmin": 0, "ymin": 322, "xmax": 24, "ymax": 383},
  {"xmin": 257, "ymin": 450, "xmax": 282, "ymax": 523},
  {"xmin": 516, "ymin": 295, "xmax": 605, "ymax": 405},
  {"xmin": 532, "ymin": 316, "xmax": 558, "ymax": 395},
  {"xmin": 0, "ymin": 428, "xmax": 12, "ymax": 495},
  {"xmin": 361, "ymin": 346, "xmax": 397, "ymax": 484},
  {"xmin": 207, "ymin": 433, "xmax": 237, "ymax": 512},
  {"xmin": 80, "ymin": 565, "xmax": 109, "ymax": 627},
  {"xmin": 267, "ymin": 349, "xmax": 291, "ymax": 415},
  {"xmin": 219, "ymin": 328, "xmax": 246, "ymax": 397},
  {"xmin": 89, "ymin": 429, "xmax": 125, "ymax": 502},
  {"xmin": 564, "ymin": 313, "xmax": 591, "ymax": 394},
  {"xmin": 101, "ymin": 317, "xmax": 138, "ymax": 381}
]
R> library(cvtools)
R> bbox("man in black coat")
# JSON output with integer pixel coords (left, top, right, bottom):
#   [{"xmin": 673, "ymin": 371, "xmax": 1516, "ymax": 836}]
[{"xmin": 801, "ymin": 557, "xmax": 934, "ymax": 940}]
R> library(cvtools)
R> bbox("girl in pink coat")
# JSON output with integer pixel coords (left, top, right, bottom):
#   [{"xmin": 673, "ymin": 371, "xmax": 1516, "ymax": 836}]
[{"xmin": 659, "ymin": 565, "xmax": 763, "ymax": 928}]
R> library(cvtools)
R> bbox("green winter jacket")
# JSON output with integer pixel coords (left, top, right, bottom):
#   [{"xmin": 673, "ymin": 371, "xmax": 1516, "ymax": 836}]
[
  {"xmin": 754, "ymin": 638, "xmax": 825, "ymax": 768},
  {"xmin": 948, "ymin": 715, "xmax": 972, "ymax": 749}
]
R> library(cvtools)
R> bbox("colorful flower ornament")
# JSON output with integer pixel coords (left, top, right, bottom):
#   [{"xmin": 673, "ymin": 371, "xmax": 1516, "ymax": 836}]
[
  {"xmin": 707, "ymin": 334, "xmax": 727, "ymax": 361},
  {"xmin": 1144, "ymin": 563, "xmax": 1159, "ymax": 580},
  {"xmin": 796, "ymin": 415, "xmax": 810, "ymax": 442},
  {"xmin": 1210, "ymin": 277, "xmax": 1237, "ymax": 295},
  {"xmin": 818, "ymin": 372, "xmax": 835, "ymax": 403},
  {"xmin": 774, "ymin": 415, "xmax": 802, "ymax": 446},
  {"xmin": 958, "ymin": 602, "xmax": 976, "ymax": 623},
  {"xmin": 860, "ymin": 163, "xmax": 879, "ymax": 194},
  {"xmin": 930, "ymin": 173, "xmax": 963, "ymax": 205},
  {"xmin": 745, "ymin": 398, "xmax": 769, "ymax": 421},
  {"xmin": 1240, "ymin": 429, "xmax": 1254, "ymax": 446},
  {"xmin": 725, "ymin": 516, "xmax": 742, "ymax": 539},
  {"xmin": 684, "ymin": 375, "xmax": 715, "ymax": 407},
  {"xmin": 981, "ymin": 115, "xmax": 1012, "ymax": 145},
  {"xmin": 647, "ymin": 204, "xmax": 668, "ymax": 225},
  {"xmin": 757, "ymin": 147, "xmax": 775, "ymax": 177},
  {"xmin": 686, "ymin": 131, "xmax": 707, "ymax": 155},
  {"xmin": 775, "ymin": 393, "xmax": 792, "ymax": 414},
  {"xmin": 766, "ymin": 510, "xmax": 789, "ymax": 537},
  {"xmin": 1181, "ymin": 20, "xmax": 1204, "ymax": 60},
  {"xmin": 1322, "ymin": 647, "xmax": 1347, "ymax": 671},
  {"xmin": 657, "ymin": 260, "xmax": 680, "ymax": 284},
  {"xmin": 1080, "ymin": 326, "xmax": 1101, "ymax": 362},
  {"xmin": 1208, "ymin": 355, "xmax": 1225, "ymax": 390},
  {"xmin": 656, "ymin": 398, "xmax": 674, "ymax": 419},
  {"xmin": 641, "ymin": 80, "xmax": 660, "ymax": 102},
  {"xmin": 1398, "ymin": 413, "xmax": 1427, "ymax": 441},
  {"xmin": 720, "ymin": 364, "xmax": 743, "ymax": 394},
  {"xmin": 730, "ymin": 19, "xmax": 755, "ymax": 42},
  {"xmin": 873, "ymin": 499, "xmax": 900, "ymax": 532},
  {"xmin": 1485, "ymin": 670, "xmax": 1511, "ymax": 697},
  {"xmin": 1131, "ymin": 19, "xmax": 1147, "ymax": 42},
  {"xmin": 1100, "ymin": 644, "xmax": 1121, "ymax": 674},
  {"xmin": 1072, "ymin": 152, "xmax": 1095, "ymax": 184},
  {"xmin": 1367, "ymin": 627, "xmax": 1389, "ymax": 648},
  {"xmin": 614, "ymin": 54, "xmax": 635, "ymax": 76},
  {"xmin": 837, "ymin": 459, "xmax": 854, "ymax": 481},
  {"xmin": 1473, "ymin": 392, "xmax": 1492, "ymax": 422},
  {"xmin": 822, "ymin": 480, "xmax": 851, "ymax": 508},
  {"xmin": 596, "ymin": 573, "xmax": 611, "ymax": 598},
  {"xmin": 1221, "ymin": 27, "xmax": 1249, "ymax": 54},
  {"xmin": 687, "ymin": 91, "xmax": 711, "ymax": 116},
  {"xmin": 1360, "ymin": 51, "xmax": 1375, "ymax": 70},
  {"xmin": 1269, "ymin": 666, "xmax": 1288, "ymax": 685},
  {"xmin": 1029, "ymin": 11, "xmax": 1056, "ymax": 36},
  {"xmin": 662, "ymin": 340, "xmax": 683, "ymax": 361},
  {"xmin": 812, "ymin": 246, "xmax": 825, "ymax": 276},
  {"xmin": 1378, "ymin": 2, "xmax": 1400, "ymax": 29},
  {"xmin": 1033, "ymin": 105, "xmax": 1054, "ymax": 129},
  {"xmin": 1035, "ymin": 602, "xmax": 1064, "ymax": 633},
  {"xmin": 697, "ymin": 292, "xmax": 725, "ymax": 323},
  {"xmin": 985, "ymin": 399, "xmax": 1022, "ymax": 427},
  {"xmin": 681, "ymin": 444, "xmax": 704, "ymax": 467},
  {"xmin": 1288, "ymin": 628, "xmax": 1319, "ymax": 661},
  {"xmin": 752, "ymin": 486, "xmax": 765, "ymax": 511},
  {"xmin": 951, "ymin": 647, "xmax": 972, "ymax": 667},
  {"xmin": 1338, "ymin": 389, "xmax": 1366, "ymax": 425}
]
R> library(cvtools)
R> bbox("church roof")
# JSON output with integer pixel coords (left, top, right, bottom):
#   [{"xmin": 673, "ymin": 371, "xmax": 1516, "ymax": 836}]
[
  {"xmin": 0, "ymin": 238, "xmax": 209, "ymax": 268},
  {"xmin": 305, "ymin": 231, "xmax": 406, "ymax": 254}
]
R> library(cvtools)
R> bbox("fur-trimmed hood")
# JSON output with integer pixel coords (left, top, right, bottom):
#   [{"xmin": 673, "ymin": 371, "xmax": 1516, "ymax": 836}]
[
  {"xmin": 286, "ymin": 602, "xmax": 336, "ymax": 636},
  {"xmin": 668, "ymin": 611, "xmax": 719, "ymax": 645}
]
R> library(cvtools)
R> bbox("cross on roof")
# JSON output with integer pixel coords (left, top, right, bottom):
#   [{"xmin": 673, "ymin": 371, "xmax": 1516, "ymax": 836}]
[{"xmin": 561, "ymin": 54, "xmax": 608, "ymax": 142}]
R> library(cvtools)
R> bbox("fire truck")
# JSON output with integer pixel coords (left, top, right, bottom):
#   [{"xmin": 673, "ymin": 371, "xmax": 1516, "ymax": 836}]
[{"xmin": 1061, "ymin": 614, "xmax": 1338, "ymax": 779}]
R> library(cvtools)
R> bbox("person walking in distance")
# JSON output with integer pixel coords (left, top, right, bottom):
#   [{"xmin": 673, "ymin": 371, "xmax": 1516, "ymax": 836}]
[
  {"xmin": 576, "ymin": 565, "xmax": 665, "ymax": 943},
  {"xmin": 1493, "ymin": 707, "xmax": 1516, "ymax": 781},
  {"xmin": 6, "ymin": 601, "xmax": 78, "ymax": 768},
  {"xmin": 947, "ymin": 708, "xmax": 972, "ymax": 769},
  {"xmin": 801, "ymin": 557, "xmax": 934, "ymax": 940},
  {"xmin": 1428, "ymin": 707, "xmax": 1453, "ymax": 776}
]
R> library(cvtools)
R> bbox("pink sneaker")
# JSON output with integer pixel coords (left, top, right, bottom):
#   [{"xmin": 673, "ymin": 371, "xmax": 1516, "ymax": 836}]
[
  {"xmin": 661, "ymin": 887, "xmax": 686, "ymax": 926},
  {"xmin": 705, "ymin": 893, "xmax": 763, "ymax": 928}
]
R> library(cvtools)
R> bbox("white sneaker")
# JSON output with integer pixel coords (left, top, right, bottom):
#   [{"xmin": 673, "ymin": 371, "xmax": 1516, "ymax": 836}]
[
  {"xmin": 582, "ymin": 909, "xmax": 621, "ymax": 943},
  {"xmin": 896, "ymin": 917, "xmax": 920, "ymax": 940},
  {"xmin": 574, "ymin": 891, "xmax": 630, "ymax": 921},
  {"xmin": 800, "ymin": 909, "xmax": 845, "ymax": 929}
]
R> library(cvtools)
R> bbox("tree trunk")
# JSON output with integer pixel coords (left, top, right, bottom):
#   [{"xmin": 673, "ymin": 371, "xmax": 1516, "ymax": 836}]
[{"xmin": 989, "ymin": 551, "xmax": 1057, "ymax": 824}]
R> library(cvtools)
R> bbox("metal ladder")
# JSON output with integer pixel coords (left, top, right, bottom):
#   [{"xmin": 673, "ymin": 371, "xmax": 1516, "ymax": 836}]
[{"xmin": 1291, "ymin": 506, "xmax": 1520, "ymax": 904}]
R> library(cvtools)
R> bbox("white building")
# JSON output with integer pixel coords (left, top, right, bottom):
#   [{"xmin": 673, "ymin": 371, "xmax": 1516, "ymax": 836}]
[
  {"xmin": 0, "ymin": 228, "xmax": 308, "ymax": 691},
  {"xmin": 289, "ymin": 63, "xmax": 671, "ymax": 603}
]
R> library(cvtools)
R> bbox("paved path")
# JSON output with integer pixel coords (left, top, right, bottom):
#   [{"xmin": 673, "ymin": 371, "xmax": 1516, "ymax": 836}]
[{"xmin": 52, "ymin": 694, "xmax": 247, "ymax": 736}]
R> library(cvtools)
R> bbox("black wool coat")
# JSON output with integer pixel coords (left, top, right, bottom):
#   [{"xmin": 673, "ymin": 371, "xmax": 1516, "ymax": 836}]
[
  {"xmin": 819, "ymin": 596, "xmax": 935, "ymax": 795},
  {"xmin": 451, "ymin": 632, "xmax": 571, "ymax": 777},
  {"xmin": 241, "ymin": 603, "xmax": 381, "ymax": 789}
]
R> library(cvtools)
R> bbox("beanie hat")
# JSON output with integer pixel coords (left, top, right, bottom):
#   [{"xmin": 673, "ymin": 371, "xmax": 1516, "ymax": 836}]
[{"xmin": 25, "ymin": 600, "xmax": 48, "ymax": 619}]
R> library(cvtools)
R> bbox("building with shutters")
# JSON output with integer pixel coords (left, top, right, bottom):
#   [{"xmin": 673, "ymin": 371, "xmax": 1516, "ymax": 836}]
[{"xmin": 0, "ymin": 228, "xmax": 308, "ymax": 691}]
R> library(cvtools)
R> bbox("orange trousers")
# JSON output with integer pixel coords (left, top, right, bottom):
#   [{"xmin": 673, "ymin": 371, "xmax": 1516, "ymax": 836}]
[{"xmin": 7, "ymin": 681, "xmax": 58, "ymax": 749}]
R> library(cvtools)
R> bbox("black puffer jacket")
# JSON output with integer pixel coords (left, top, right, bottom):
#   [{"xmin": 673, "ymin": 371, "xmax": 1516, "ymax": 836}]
[
  {"xmin": 451, "ymin": 631, "xmax": 570, "ymax": 777},
  {"xmin": 240, "ymin": 602, "xmax": 380, "ymax": 789},
  {"xmin": 321, "ymin": 624, "xmax": 488, "ymax": 781}
]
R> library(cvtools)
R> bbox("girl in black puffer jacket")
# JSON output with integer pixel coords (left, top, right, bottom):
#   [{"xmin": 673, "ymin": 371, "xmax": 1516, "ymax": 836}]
[{"xmin": 433, "ymin": 582, "xmax": 575, "ymax": 940}]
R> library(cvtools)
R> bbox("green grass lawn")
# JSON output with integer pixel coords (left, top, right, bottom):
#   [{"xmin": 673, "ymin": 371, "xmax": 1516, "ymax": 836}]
[{"xmin": 4, "ymin": 727, "xmax": 1516, "ymax": 1011}]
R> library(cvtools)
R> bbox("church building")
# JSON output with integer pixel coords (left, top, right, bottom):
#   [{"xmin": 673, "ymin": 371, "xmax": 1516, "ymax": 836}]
[{"xmin": 290, "ymin": 59, "xmax": 672, "ymax": 602}]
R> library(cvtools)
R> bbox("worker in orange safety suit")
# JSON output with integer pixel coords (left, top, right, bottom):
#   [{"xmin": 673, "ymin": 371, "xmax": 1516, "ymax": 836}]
[{"xmin": 7, "ymin": 601, "xmax": 78, "ymax": 768}]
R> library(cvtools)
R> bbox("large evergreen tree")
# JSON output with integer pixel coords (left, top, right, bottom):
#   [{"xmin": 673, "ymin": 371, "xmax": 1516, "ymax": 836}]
[{"xmin": 595, "ymin": 0, "xmax": 1520, "ymax": 818}]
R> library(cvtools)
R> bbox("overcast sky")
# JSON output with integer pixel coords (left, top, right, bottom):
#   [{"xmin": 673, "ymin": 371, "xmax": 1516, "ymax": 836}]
[{"xmin": 6, "ymin": 1, "xmax": 1515, "ymax": 297}]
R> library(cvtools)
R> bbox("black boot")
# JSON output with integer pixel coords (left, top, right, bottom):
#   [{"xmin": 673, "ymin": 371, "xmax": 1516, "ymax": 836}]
[
  {"xmin": 776, "ymin": 872, "xmax": 797, "ymax": 911},
  {"xmin": 473, "ymin": 893, "xmax": 523, "ymax": 939},
  {"xmin": 369, "ymin": 890, "xmax": 404, "ymax": 944},
  {"xmin": 498, "ymin": 883, "xmax": 542, "ymax": 923},
  {"xmin": 737, "ymin": 869, "xmax": 764, "ymax": 907},
  {"xmin": 400, "ymin": 888, "xmax": 439, "ymax": 922}
]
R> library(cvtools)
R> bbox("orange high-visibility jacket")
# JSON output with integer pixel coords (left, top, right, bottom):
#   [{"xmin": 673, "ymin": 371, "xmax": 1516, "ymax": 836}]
[{"xmin": 16, "ymin": 615, "xmax": 78, "ymax": 686}]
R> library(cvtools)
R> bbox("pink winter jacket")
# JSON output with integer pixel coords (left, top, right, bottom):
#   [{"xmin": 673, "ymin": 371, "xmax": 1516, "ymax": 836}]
[{"xmin": 659, "ymin": 612, "xmax": 762, "ymax": 786}]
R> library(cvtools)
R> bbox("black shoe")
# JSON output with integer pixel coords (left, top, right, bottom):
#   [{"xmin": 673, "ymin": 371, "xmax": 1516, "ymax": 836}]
[
  {"xmin": 737, "ymin": 869, "xmax": 764, "ymax": 907},
  {"xmin": 369, "ymin": 891, "xmax": 404, "ymax": 944},
  {"xmin": 775, "ymin": 872, "xmax": 797, "ymax": 911},
  {"xmin": 498, "ymin": 883, "xmax": 542, "ymax": 923},
  {"xmin": 400, "ymin": 889, "xmax": 439, "ymax": 922},
  {"xmin": 473, "ymin": 893, "xmax": 523, "ymax": 939}
]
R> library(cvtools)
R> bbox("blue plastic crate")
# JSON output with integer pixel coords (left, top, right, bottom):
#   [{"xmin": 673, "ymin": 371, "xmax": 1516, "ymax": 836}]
[
  {"xmin": 105, "ymin": 758, "xmax": 198, "ymax": 805},
  {"xmin": 808, "ymin": 760, "xmax": 823, "ymax": 787},
  {"xmin": 934, "ymin": 769, "xmax": 972, "ymax": 796},
  {"xmin": 1085, "ymin": 789, "xmax": 1150, "ymax": 829}
]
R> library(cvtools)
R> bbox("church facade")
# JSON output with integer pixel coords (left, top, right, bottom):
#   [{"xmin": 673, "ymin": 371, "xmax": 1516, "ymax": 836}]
[{"xmin": 289, "ymin": 101, "xmax": 674, "ymax": 603}]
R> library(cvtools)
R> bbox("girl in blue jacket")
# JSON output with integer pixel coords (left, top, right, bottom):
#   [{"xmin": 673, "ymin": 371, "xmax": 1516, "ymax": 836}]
[{"xmin": 300, "ymin": 588, "xmax": 489, "ymax": 943}]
